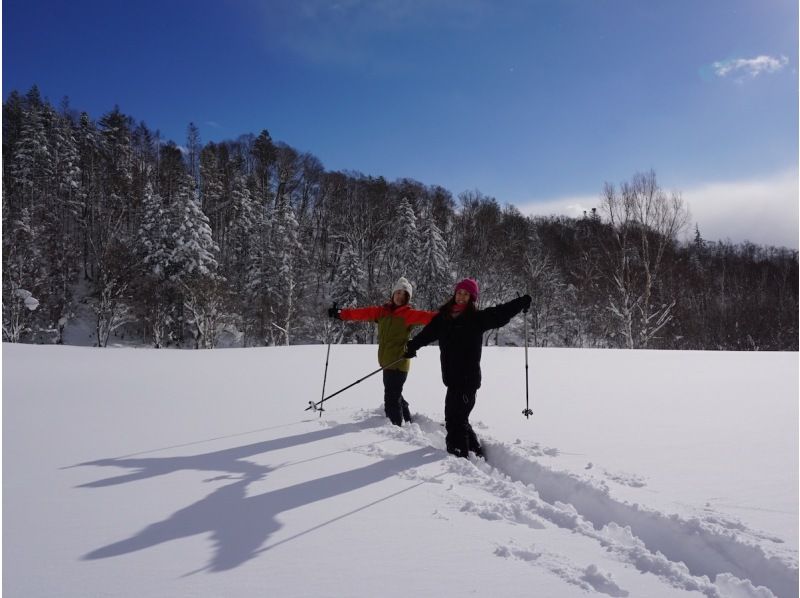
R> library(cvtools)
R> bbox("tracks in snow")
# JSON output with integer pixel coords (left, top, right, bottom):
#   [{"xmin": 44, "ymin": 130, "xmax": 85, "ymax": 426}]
[{"xmin": 346, "ymin": 410, "xmax": 798, "ymax": 598}]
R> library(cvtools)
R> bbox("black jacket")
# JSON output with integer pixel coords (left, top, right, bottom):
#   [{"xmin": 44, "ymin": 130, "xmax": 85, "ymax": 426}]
[{"xmin": 406, "ymin": 296, "xmax": 528, "ymax": 390}]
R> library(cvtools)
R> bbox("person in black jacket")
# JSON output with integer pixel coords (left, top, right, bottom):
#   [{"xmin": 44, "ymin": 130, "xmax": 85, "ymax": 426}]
[{"xmin": 404, "ymin": 278, "xmax": 531, "ymax": 459}]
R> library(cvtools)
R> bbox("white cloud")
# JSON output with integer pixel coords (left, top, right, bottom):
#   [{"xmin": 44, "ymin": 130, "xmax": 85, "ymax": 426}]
[
  {"xmin": 682, "ymin": 170, "xmax": 798, "ymax": 249},
  {"xmin": 518, "ymin": 170, "xmax": 799, "ymax": 249},
  {"xmin": 712, "ymin": 55, "xmax": 789, "ymax": 79}
]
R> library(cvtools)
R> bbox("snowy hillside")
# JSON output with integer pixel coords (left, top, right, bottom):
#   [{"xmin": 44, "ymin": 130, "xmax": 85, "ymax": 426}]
[{"xmin": 3, "ymin": 343, "xmax": 798, "ymax": 597}]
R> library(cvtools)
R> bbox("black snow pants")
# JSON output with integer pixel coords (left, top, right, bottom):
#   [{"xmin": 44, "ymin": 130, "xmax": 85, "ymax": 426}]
[
  {"xmin": 444, "ymin": 386, "xmax": 482, "ymax": 458},
  {"xmin": 383, "ymin": 369, "xmax": 412, "ymax": 426}
]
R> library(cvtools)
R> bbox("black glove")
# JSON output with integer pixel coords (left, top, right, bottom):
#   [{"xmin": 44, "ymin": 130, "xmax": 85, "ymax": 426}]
[
  {"xmin": 521, "ymin": 294, "xmax": 532, "ymax": 313},
  {"xmin": 327, "ymin": 307, "xmax": 341, "ymax": 319},
  {"xmin": 403, "ymin": 348, "xmax": 417, "ymax": 359}
]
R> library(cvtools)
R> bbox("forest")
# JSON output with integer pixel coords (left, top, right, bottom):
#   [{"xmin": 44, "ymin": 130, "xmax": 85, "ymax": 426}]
[{"xmin": 3, "ymin": 86, "xmax": 797, "ymax": 350}]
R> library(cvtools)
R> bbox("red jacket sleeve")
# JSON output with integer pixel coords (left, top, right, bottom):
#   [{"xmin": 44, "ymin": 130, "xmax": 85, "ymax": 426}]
[
  {"xmin": 402, "ymin": 308, "xmax": 437, "ymax": 327},
  {"xmin": 339, "ymin": 306, "xmax": 386, "ymax": 322}
]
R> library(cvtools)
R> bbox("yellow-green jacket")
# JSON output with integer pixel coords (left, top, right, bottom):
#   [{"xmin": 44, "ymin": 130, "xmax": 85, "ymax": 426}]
[{"xmin": 340, "ymin": 303, "xmax": 436, "ymax": 372}]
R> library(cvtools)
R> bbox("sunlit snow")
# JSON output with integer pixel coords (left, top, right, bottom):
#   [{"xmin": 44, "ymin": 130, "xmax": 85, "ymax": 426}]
[{"xmin": 3, "ymin": 343, "xmax": 797, "ymax": 597}]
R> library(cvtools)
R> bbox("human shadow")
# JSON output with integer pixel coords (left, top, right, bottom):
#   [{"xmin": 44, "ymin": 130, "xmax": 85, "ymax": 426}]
[
  {"xmin": 83, "ymin": 446, "xmax": 441, "ymax": 572},
  {"xmin": 75, "ymin": 417, "xmax": 386, "ymax": 489}
]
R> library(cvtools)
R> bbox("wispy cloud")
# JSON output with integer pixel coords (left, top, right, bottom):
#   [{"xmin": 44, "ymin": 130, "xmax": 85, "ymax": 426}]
[
  {"xmin": 712, "ymin": 55, "xmax": 789, "ymax": 79},
  {"xmin": 297, "ymin": 0, "xmax": 487, "ymax": 27},
  {"xmin": 264, "ymin": 0, "xmax": 488, "ymax": 68},
  {"xmin": 518, "ymin": 170, "xmax": 799, "ymax": 249}
]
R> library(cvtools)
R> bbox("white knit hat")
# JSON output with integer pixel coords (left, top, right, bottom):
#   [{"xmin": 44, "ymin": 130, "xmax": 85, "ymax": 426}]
[{"xmin": 391, "ymin": 277, "xmax": 413, "ymax": 299}]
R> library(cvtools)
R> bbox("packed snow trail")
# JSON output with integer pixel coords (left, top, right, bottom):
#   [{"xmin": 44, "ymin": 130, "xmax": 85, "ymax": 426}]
[{"xmin": 349, "ymin": 409, "xmax": 797, "ymax": 598}]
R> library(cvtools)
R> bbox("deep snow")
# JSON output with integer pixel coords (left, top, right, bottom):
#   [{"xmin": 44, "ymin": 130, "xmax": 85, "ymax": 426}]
[{"xmin": 3, "ymin": 343, "xmax": 798, "ymax": 597}]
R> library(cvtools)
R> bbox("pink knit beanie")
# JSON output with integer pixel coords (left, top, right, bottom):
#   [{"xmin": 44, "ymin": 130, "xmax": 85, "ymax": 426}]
[{"xmin": 454, "ymin": 278, "xmax": 479, "ymax": 301}]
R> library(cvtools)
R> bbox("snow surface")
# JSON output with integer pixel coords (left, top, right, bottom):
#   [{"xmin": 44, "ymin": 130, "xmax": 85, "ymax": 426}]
[{"xmin": 3, "ymin": 343, "xmax": 798, "ymax": 597}]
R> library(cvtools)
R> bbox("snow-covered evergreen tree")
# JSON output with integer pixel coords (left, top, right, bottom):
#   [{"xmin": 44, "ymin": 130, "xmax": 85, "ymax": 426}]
[
  {"xmin": 165, "ymin": 175, "xmax": 225, "ymax": 348},
  {"xmin": 690, "ymin": 224, "xmax": 706, "ymax": 274},
  {"xmin": 333, "ymin": 240, "xmax": 366, "ymax": 308},
  {"xmin": 416, "ymin": 212, "xmax": 451, "ymax": 309},
  {"xmin": 135, "ymin": 182, "xmax": 175, "ymax": 346},
  {"xmin": 168, "ymin": 175, "xmax": 219, "ymax": 282},
  {"xmin": 2, "ymin": 208, "xmax": 45, "ymax": 342},
  {"xmin": 243, "ymin": 200, "xmax": 272, "ymax": 345},
  {"xmin": 47, "ymin": 103, "xmax": 81, "ymax": 198},
  {"xmin": 186, "ymin": 122, "xmax": 202, "ymax": 186},
  {"xmin": 219, "ymin": 173, "xmax": 259, "ymax": 342},
  {"xmin": 268, "ymin": 196, "xmax": 305, "ymax": 345},
  {"xmin": 251, "ymin": 129, "xmax": 276, "ymax": 206},
  {"xmin": 332, "ymin": 238, "xmax": 371, "ymax": 343},
  {"xmin": 199, "ymin": 143, "xmax": 225, "ymax": 219},
  {"xmin": 29, "ymin": 104, "xmax": 81, "ymax": 342},
  {"xmin": 391, "ymin": 196, "xmax": 419, "ymax": 282},
  {"xmin": 225, "ymin": 173, "xmax": 257, "ymax": 288},
  {"xmin": 138, "ymin": 183, "xmax": 170, "ymax": 278},
  {"xmin": 85, "ymin": 107, "xmax": 138, "ymax": 347},
  {"xmin": 97, "ymin": 107, "xmax": 133, "ymax": 205},
  {"xmin": 75, "ymin": 111, "xmax": 99, "ymax": 249},
  {"xmin": 9, "ymin": 103, "xmax": 52, "ymax": 205}
]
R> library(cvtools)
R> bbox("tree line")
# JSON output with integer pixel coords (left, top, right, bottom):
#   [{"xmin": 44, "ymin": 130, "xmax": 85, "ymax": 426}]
[{"xmin": 3, "ymin": 86, "xmax": 797, "ymax": 350}]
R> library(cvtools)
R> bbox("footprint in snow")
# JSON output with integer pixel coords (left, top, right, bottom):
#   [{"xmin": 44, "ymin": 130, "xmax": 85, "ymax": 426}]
[
  {"xmin": 582, "ymin": 565, "xmax": 629, "ymax": 597},
  {"xmin": 603, "ymin": 469, "xmax": 647, "ymax": 488}
]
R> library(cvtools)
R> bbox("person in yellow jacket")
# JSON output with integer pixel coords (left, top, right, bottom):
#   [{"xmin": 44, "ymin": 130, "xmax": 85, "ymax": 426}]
[{"xmin": 328, "ymin": 277, "xmax": 435, "ymax": 425}]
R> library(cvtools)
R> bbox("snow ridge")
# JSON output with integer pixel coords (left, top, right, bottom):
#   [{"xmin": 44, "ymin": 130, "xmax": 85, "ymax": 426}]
[{"xmin": 358, "ymin": 410, "xmax": 798, "ymax": 598}]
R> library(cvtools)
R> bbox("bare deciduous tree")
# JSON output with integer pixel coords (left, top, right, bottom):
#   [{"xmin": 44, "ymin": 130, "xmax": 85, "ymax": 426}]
[{"xmin": 600, "ymin": 170, "xmax": 689, "ymax": 348}]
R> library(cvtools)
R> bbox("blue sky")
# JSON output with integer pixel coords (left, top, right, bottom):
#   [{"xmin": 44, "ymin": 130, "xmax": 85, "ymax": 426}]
[{"xmin": 3, "ymin": 0, "xmax": 798, "ymax": 247}]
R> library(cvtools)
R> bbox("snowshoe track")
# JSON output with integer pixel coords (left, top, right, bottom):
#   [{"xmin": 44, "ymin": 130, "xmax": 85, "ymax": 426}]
[{"xmin": 351, "ymin": 409, "xmax": 798, "ymax": 598}]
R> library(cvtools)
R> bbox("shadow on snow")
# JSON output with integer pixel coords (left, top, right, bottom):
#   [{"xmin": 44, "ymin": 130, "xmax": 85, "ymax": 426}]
[{"xmin": 77, "ymin": 418, "xmax": 441, "ymax": 573}]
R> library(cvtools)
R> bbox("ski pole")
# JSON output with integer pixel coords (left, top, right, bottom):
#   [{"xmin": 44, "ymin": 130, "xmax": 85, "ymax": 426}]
[
  {"xmin": 306, "ymin": 357, "xmax": 405, "ymax": 413},
  {"xmin": 522, "ymin": 305, "xmax": 532, "ymax": 419},
  {"xmin": 316, "ymin": 303, "xmax": 337, "ymax": 418}
]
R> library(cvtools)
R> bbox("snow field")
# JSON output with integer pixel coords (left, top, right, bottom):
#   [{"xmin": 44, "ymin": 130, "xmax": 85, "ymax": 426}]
[{"xmin": 3, "ymin": 343, "xmax": 797, "ymax": 597}]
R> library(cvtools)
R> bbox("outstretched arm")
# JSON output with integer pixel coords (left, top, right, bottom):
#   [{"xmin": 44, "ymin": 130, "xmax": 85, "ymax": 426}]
[
  {"xmin": 478, "ymin": 295, "xmax": 531, "ymax": 332},
  {"xmin": 402, "ymin": 308, "xmax": 437, "ymax": 327},
  {"xmin": 339, "ymin": 306, "xmax": 386, "ymax": 322},
  {"xmin": 405, "ymin": 314, "xmax": 442, "ymax": 355}
]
